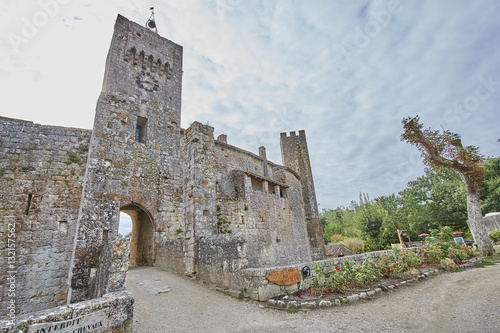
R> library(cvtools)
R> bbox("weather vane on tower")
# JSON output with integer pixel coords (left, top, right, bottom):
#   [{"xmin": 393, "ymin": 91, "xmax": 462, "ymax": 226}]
[{"xmin": 146, "ymin": 7, "xmax": 158, "ymax": 33}]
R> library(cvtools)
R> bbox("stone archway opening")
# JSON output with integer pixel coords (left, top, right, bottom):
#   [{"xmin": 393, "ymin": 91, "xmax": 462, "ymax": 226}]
[{"xmin": 120, "ymin": 204, "xmax": 155, "ymax": 266}]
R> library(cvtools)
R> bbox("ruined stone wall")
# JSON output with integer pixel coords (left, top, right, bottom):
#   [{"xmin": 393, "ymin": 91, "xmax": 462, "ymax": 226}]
[
  {"xmin": 70, "ymin": 14, "xmax": 185, "ymax": 302},
  {"xmin": 0, "ymin": 117, "xmax": 91, "ymax": 316}
]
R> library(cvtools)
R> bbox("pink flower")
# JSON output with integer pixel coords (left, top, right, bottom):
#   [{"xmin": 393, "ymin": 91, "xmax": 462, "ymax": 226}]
[{"xmin": 307, "ymin": 289, "xmax": 311, "ymax": 294}]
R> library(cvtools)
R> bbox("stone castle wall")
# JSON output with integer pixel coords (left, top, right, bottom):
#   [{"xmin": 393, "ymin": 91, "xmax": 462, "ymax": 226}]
[
  {"xmin": 0, "ymin": 14, "xmax": 326, "ymax": 328},
  {"xmin": 0, "ymin": 117, "xmax": 91, "ymax": 316}
]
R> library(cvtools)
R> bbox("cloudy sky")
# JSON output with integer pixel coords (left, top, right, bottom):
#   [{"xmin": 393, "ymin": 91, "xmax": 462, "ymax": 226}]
[{"xmin": 1, "ymin": 0, "xmax": 499, "ymax": 218}]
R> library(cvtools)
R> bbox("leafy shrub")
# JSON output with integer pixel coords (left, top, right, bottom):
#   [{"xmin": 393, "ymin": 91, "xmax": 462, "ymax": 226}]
[
  {"xmin": 489, "ymin": 229, "xmax": 500, "ymax": 244},
  {"xmin": 330, "ymin": 234, "xmax": 345, "ymax": 244},
  {"xmin": 398, "ymin": 250, "xmax": 422, "ymax": 270},
  {"xmin": 342, "ymin": 238, "xmax": 364, "ymax": 254},
  {"xmin": 447, "ymin": 246, "xmax": 469, "ymax": 263},
  {"xmin": 423, "ymin": 245, "xmax": 444, "ymax": 264},
  {"xmin": 311, "ymin": 258, "xmax": 382, "ymax": 295},
  {"xmin": 440, "ymin": 258, "xmax": 457, "ymax": 271}
]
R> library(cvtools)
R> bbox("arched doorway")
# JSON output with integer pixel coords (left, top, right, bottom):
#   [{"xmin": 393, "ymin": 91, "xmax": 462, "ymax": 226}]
[{"xmin": 120, "ymin": 204, "xmax": 155, "ymax": 266}]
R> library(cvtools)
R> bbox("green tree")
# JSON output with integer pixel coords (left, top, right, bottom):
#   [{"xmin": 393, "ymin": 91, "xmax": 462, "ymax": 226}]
[
  {"xmin": 480, "ymin": 157, "xmax": 500, "ymax": 214},
  {"xmin": 401, "ymin": 115, "xmax": 493, "ymax": 255},
  {"xmin": 399, "ymin": 168, "xmax": 467, "ymax": 232},
  {"xmin": 357, "ymin": 193, "xmax": 386, "ymax": 251}
]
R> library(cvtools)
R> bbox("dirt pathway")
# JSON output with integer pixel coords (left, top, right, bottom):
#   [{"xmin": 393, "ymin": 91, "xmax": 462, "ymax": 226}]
[{"xmin": 127, "ymin": 263, "xmax": 500, "ymax": 333}]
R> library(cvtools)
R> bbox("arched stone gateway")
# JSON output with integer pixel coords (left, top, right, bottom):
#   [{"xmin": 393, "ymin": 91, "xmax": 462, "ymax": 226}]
[{"xmin": 120, "ymin": 204, "xmax": 155, "ymax": 266}]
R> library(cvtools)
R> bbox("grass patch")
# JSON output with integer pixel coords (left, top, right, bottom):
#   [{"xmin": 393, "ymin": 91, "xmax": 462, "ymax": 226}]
[
  {"xmin": 476, "ymin": 254, "xmax": 500, "ymax": 268},
  {"xmin": 65, "ymin": 150, "xmax": 83, "ymax": 165}
]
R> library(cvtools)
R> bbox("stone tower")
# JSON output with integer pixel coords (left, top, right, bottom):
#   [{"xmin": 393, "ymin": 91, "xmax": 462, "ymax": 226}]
[
  {"xmin": 69, "ymin": 15, "xmax": 184, "ymax": 302},
  {"xmin": 280, "ymin": 130, "xmax": 325, "ymax": 260}
]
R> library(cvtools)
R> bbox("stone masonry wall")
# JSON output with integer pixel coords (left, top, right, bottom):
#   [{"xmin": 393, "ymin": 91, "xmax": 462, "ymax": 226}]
[{"xmin": 0, "ymin": 117, "xmax": 91, "ymax": 316}]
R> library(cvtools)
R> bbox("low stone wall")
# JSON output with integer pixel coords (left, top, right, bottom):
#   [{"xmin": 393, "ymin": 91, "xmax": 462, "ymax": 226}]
[
  {"xmin": 226, "ymin": 250, "xmax": 396, "ymax": 302},
  {"xmin": 0, "ymin": 291, "xmax": 134, "ymax": 333},
  {"xmin": 483, "ymin": 213, "xmax": 500, "ymax": 234}
]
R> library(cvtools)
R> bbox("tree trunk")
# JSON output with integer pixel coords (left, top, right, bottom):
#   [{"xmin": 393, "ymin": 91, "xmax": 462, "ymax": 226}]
[{"xmin": 465, "ymin": 189, "xmax": 494, "ymax": 255}]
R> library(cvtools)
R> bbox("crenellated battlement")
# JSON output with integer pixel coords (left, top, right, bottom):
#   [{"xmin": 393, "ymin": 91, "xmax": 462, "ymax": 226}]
[
  {"xmin": 280, "ymin": 130, "xmax": 306, "ymax": 139},
  {"xmin": 124, "ymin": 47, "xmax": 172, "ymax": 79}
]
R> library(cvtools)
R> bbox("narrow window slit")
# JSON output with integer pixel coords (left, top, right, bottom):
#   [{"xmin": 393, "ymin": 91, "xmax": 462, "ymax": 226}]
[
  {"xmin": 25, "ymin": 193, "xmax": 33, "ymax": 215},
  {"xmin": 135, "ymin": 116, "xmax": 148, "ymax": 143}
]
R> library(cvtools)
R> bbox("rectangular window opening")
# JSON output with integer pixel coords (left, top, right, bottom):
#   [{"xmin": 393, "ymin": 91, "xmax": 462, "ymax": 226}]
[
  {"xmin": 268, "ymin": 183, "xmax": 275, "ymax": 195},
  {"xmin": 135, "ymin": 116, "xmax": 148, "ymax": 143},
  {"xmin": 251, "ymin": 177, "xmax": 263, "ymax": 192}
]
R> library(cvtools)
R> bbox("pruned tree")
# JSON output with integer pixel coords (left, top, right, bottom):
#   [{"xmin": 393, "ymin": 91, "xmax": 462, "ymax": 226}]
[{"xmin": 401, "ymin": 115, "xmax": 493, "ymax": 255}]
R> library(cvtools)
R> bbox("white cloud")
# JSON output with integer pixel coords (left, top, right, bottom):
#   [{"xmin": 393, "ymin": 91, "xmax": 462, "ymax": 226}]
[{"xmin": 1, "ymin": 0, "xmax": 499, "ymax": 209}]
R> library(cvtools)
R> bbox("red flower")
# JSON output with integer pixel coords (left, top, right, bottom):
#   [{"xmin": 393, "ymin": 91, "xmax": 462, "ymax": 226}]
[
  {"xmin": 387, "ymin": 267, "xmax": 391, "ymax": 271},
  {"xmin": 307, "ymin": 289, "xmax": 311, "ymax": 294},
  {"xmin": 298, "ymin": 295, "xmax": 301, "ymax": 298},
  {"xmin": 335, "ymin": 267, "xmax": 340, "ymax": 271}
]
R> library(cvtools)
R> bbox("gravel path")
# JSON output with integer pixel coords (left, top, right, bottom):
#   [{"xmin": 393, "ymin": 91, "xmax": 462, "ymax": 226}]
[{"xmin": 127, "ymin": 263, "xmax": 500, "ymax": 333}]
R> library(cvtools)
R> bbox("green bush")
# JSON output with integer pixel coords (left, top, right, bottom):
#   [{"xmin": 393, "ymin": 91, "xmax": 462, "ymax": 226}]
[
  {"xmin": 440, "ymin": 258, "xmax": 457, "ymax": 271},
  {"xmin": 489, "ymin": 229, "xmax": 500, "ymax": 244},
  {"xmin": 342, "ymin": 238, "xmax": 364, "ymax": 254},
  {"xmin": 330, "ymin": 234, "xmax": 345, "ymax": 244},
  {"xmin": 422, "ymin": 245, "xmax": 443, "ymax": 264}
]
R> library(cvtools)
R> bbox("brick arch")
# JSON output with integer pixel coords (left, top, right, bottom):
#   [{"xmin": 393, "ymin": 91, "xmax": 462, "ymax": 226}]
[{"xmin": 120, "ymin": 202, "xmax": 156, "ymax": 266}]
